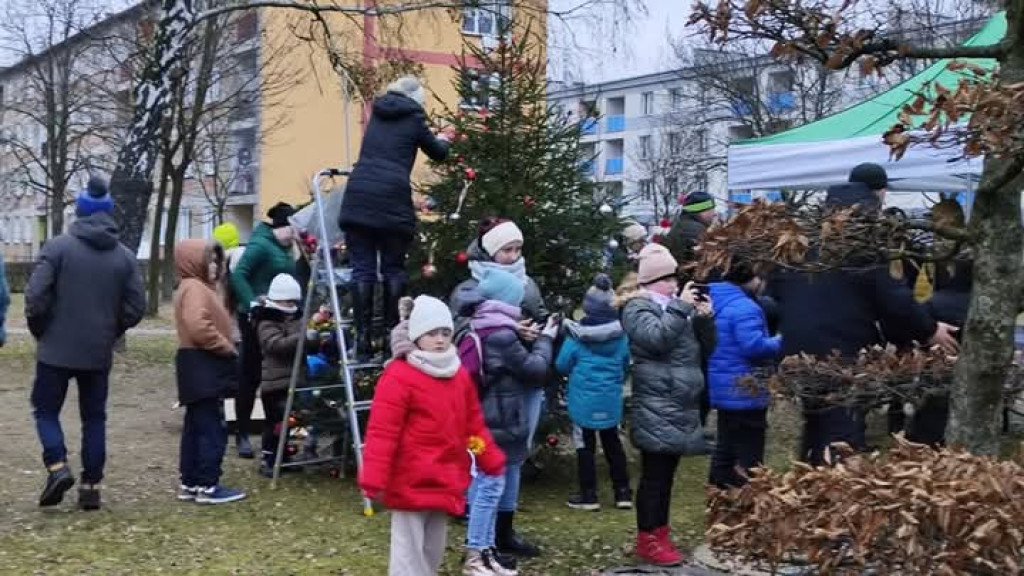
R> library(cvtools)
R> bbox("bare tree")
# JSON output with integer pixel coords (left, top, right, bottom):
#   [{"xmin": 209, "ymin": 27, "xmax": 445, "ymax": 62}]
[
  {"xmin": 627, "ymin": 125, "xmax": 714, "ymax": 221},
  {"xmin": 0, "ymin": 0, "xmax": 127, "ymax": 238}
]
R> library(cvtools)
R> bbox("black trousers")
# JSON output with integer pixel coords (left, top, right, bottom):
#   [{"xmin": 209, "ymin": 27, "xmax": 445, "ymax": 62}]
[
  {"xmin": 906, "ymin": 396, "xmax": 948, "ymax": 447},
  {"xmin": 261, "ymin": 389, "xmax": 288, "ymax": 459},
  {"xmin": 635, "ymin": 452, "xmax": 681, "ymax": 532},
  {"xmin": 801, "ymin": 406, "xmax": 866, "ymax": 466},
  {"xmin": 345, "ymin": 225, "xmax": 412, "ymax": 284},
  {"xmin": 576, "ymin": 426, "xmax": 630, "ymax": 494},
  {"xmin": 708, "ymin": 409, "xmax": 767, "ymax": 489},
  {"xmin": 235, "ymin": 313, "xmax": 263, "ymax": 438}
]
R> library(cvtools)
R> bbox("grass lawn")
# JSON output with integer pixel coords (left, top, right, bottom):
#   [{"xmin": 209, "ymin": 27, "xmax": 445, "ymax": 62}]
[
  {"xmin": 0, "ymin": 334, "xmax": 828, "ymax": 575},
  {"xmin": 4, "ymin": 293, "xmax": 175, "ymax": 331}
]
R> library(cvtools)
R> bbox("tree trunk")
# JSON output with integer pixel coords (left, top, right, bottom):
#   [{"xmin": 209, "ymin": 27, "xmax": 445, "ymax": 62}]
[
  {"xmin": 109, "ymin": 0, "xmax": 196, "ymax": 253},
  {"xmin": 161, "ymin": 170, "xmax": 186, "ymax": 301},
  {"xmin": 146, "ymin": 163, "xmax": 171, "ymax": 317},
  {"xmin": 947, "ymin": 9, "xmax": 1024, "ymax": 454}
]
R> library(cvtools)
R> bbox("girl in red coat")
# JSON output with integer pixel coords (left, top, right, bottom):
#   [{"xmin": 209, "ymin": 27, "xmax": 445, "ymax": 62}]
[{"xmin": 360, "ymin": 295, "xmax": 505, "ymax": 576}]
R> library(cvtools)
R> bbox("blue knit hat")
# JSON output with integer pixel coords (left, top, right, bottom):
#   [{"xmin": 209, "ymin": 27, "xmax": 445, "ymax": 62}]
[
  {"xmin": 477, "ymin": 268, "xmax": 525, "ymax": 307},
  {"xmin": 75, "ymin": 176, "xmax": 114, "ymax": 217},
  {"xmin": 582, "ymin": 274, "xmax": 617, "ymax": 323}
]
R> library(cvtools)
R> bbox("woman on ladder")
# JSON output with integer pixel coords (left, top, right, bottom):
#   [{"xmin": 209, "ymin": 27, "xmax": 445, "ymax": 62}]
[{"xmin": 339, "ymin": 76, "xmax": 451, "ymax": 361}]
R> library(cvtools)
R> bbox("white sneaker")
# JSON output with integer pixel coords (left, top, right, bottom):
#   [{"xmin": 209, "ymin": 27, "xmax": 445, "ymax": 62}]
[{"xmin": 463, "ymin": 549, "xmax": 517, "ymax": 576}]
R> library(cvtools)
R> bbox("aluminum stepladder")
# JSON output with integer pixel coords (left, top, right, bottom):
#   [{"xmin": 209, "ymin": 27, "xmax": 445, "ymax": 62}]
[{"xmin": 271, "ymin": 167, "xmax": 379, "ymax": 516}]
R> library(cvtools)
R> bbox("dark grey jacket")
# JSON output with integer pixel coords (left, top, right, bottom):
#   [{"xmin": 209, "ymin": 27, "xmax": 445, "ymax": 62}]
[
  {"xmin": 478, "ymin": 327, "xmax": 554, "ymax": 463},
  {"xmin": 620, "ymin": 292, "xmax": 715, "ymax": 455},
  {"xmin": 25, "ymin": 213, "xmax": 145, "ymax": 371}
]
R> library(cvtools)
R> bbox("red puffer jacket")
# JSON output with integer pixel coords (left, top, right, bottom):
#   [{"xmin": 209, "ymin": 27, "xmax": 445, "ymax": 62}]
[{"xmin": 359, "ymin": 359, "xmax": 505, "ymax": 516}]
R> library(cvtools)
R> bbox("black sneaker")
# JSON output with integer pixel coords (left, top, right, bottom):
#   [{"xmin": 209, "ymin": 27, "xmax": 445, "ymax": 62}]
[
  {"xmin": 236, "ymin": 435, "xmax": 254, "ymax": 459},
  {"xmin": 566, "ymin": 491, "xmax": 601, "ymax": 511},
  {"xmin": 78, "ymin": 486, "xmax": 101, "ymax": 511},
  {"xmin": 39, "ymin": 466, "xmax": 75, "ymax": 507},
  {"xmin": 614, "ymin": 487, "xmax": 633, "ymax": 510}
]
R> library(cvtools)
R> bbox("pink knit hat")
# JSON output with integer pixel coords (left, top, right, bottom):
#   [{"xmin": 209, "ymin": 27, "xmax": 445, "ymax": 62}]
[{"xmin": 636, "ymin": 244, "xmax": 678, "ymax": 285}]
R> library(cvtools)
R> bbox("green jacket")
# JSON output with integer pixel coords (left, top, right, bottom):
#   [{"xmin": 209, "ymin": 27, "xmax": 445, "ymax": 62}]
[{"xmin": 229, "ymin": 223, "xmax": 297, "ymax": 314}]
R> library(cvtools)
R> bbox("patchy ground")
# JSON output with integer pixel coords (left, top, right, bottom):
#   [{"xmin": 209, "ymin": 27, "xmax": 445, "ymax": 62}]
[{"xmin": 0, "ymin": 332, "xmax": 854, "ymax": 575}]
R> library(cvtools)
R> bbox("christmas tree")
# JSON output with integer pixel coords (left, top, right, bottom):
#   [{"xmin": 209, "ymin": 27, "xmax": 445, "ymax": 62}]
[{"xmin": 410, "ymin": 29, "xmax": 621, "ymax": 309}]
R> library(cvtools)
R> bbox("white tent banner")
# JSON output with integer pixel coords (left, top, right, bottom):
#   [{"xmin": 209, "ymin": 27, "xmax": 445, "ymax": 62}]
[{"xmin": 728, "ymin": 134, "xmax": 984, "ymax": 192}]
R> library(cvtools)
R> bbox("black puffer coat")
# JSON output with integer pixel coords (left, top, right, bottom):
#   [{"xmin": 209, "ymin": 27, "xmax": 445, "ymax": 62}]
[
  {"xmin": 620, "ymin": 291, "xmax": 716, "ymax": 455},
  {"xmin": 339, "ymin": 92, "xmax": 449, "ymax": 235}
]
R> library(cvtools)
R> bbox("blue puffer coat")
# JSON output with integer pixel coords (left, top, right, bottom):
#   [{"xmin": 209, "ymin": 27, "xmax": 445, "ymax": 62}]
[
  {"xmin": 707, "ymin": 282, "xmax": 782, "ymax": 410},
  {"xmin": 555, "ymin": 320, "xmax": 630, "ymax": 430}
]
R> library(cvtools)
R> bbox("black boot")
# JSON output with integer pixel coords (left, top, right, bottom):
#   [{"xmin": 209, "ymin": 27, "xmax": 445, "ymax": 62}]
[
  {"xmin": 496, "ymin": 510, "xmax": 541, "ymax": 558},
  {"xmin": 351, "ymin": 282, "xmax": 376, "ymax": 363},
  {"xmin": 381, "ymin": 278, "xmax": 406, "ymax": 358}
]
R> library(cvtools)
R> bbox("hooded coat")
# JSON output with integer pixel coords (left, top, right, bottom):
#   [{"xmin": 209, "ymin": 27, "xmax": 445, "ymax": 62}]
[
  {"xmin": 769, "ymin": 182, "xmax": 937, "ymax": 358},
  {"xmin": 173, "ymin": 240, "xmax": 237, "ymax": 404},
  {"xmin": 619, "ymin": 289, "xmax": 716, "ymax": 455},
  {"xmin": 707, "ymin": 282, "xmax": 781, "ymax": 411},
  {"xmin": 256, "ymin": 306, "xmax": 304, "ymax": 394},
  {"xmin": 25, "ymin": 212, "xmax": 145, "ymax": 371},
  {"xmin": 229, "ymin": 223, "xmax": 297, "ymax": 315},
  {"xmin": 555, "ymin": 320, "xmax": 630, "ymax": 430},
  {"xmin": 339, "ymin": 92, "xmax": 450, "ymax": 235}
]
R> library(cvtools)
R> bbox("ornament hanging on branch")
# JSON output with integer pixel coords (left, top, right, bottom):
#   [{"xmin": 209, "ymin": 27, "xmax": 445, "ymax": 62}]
[
  {"xmin": 449, "ymin": 180, "xmax": 474, "ymax": 221},
  {"xmin": 608, "ymin": 238, "xmax": 620, "ymax": 249},
  {"xmin": 456, "ymin": 250, "xmax": 469, "ymax": 265},
  {"xmin": 599, "ymin": 203, "xmax": 613, "ymax": 215},
  {"xmin": 420, "ymin": 234, "xmax": 438, "ymax": 279}
]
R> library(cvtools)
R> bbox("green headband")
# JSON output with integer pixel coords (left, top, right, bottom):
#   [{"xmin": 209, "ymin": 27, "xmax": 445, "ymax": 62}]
[{"xmin": 683, "ymin": 199, "xmax": 715, "ymax": 213}]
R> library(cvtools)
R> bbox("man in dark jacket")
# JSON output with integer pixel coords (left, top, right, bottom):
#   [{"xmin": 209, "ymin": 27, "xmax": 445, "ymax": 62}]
[
  {"xmin": 339, "ymin": 76, "xmax": 450, "ymax": 361},
  {"xmin": 769, "ymin": 163, "xmax": 959, "ymax": 465},
  {"xmin": 664, "ymin": 191, "xmax": 716, "ymax": 271},
  {"xmin": 0, "ymin": 253, "xmax": 8, "ymax": 348},
  {"xmin": 25, "ymin": 177, "xmax": 145, "ymax": 510}
]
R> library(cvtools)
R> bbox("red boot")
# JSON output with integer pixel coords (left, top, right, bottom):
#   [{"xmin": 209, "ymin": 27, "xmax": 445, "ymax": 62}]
[
  {"xmin": 636, "ymin": 530, "xmax": 683, "ymax": 567},
  {"xmin": 654, "ymin": 526, "xmax": 686, "ymax": 563}
]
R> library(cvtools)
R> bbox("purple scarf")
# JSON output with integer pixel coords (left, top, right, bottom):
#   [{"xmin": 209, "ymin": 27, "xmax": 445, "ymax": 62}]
[{"xmin": 471, "ymin": 300, "xmax": 522, "ymax": 333}]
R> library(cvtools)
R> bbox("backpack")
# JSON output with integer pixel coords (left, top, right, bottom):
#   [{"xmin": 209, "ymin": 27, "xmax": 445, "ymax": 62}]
[{"xmin": 457, "ymin": 328, "xmax": 486, "ymax": 388}]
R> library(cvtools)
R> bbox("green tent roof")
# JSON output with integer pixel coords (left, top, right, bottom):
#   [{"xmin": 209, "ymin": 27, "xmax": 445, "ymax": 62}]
[{"xmin": 736, "ymin": 13, "xmax": 1006, "ymax": 146}]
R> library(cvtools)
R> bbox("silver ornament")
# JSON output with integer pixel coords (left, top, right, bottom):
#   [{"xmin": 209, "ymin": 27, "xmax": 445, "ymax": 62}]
[
  {"xmin": 608, "ymin": 238, "xmax": 620, "ymax": 249},
  {"xmin": 599, "ymin": 203, "xmax": 613, "ymax": 215}
]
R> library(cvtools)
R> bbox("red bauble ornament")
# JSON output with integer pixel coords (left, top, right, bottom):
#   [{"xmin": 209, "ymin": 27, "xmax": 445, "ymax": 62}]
[
  {"xmin": 421, "ymin": 263, "xmax": 437, "ymax": 278},
  {"xmin": 652, "ymin": 234, "xmax": 664, "ymax": 244},
  {"xmin": 456, "ymin": 251, "xmax": 469, "ymax": 265},
  {"xmin": 523, "ymin": 196, "xmax": 535, "ymax": 208},
  {"xmin": 456, "ymin": 154, "xmax": 465, "ymax": 164},
  {"xmin": 459, "ymin": 133, "xmax": 469, "ymax": 142},
  {"xmin": 659, "ymin": 218, "xmax": 672, "ymax": 229},
  {"xmin": 464, "ymin": 167, "xmax": 477, "ymax": 180},
  {"xmin": 545, "ymin": 434, "xmax": 559, "ymax": 447}
]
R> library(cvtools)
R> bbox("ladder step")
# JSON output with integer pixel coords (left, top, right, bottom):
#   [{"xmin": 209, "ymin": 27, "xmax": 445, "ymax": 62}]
[
  {"xmin": 279, "ymin": 455, "xmax": 346, "ymax": 468},
  {"xmin": 343, "ymin": 361, "xmax": 383, "ymax": 370},
  {"xmin": 352, "ymin": 400, "xmax": 372, "ymax": 411}
]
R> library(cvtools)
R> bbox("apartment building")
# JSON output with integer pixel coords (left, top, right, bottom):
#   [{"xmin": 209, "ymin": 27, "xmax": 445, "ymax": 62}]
[{"xmin": 0, "ymin": 0, "xmax": 541, "ymax": 260}]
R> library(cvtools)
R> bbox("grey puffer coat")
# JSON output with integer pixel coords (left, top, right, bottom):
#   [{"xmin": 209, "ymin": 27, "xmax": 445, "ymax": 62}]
[{"xmin": 620, "ymin": 291, "xmax": 715, "ymax": 455}]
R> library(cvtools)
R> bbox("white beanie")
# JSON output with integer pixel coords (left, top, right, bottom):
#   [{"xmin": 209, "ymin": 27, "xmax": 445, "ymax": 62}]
[
  {"xmin": 407, "ymin": 295, "xmax": 454, "ymax": 343},
  {"xmin": 622, "ymin": 222, "xmax": 647, "ymax": 243},
  {"xmin": 267, "ymin": 273, "xmax": 302, "ymax": 302},
  {"xmin": 481, "ymin": 221, "xmax": 524, "ymax": 257},
  {"xmin": 387, "ymin": 76, "xmax": 425, "ymax": 107}
]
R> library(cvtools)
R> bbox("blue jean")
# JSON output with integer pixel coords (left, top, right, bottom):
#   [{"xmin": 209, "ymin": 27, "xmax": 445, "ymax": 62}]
[
  {"xmin": 498, "ymin": 460, "xmax": 523, "ymax": 512},
  {"xmin": 467, "ymin": 473, "xmax": 506, "ymax": 550},
  {"xmin": 31, "ymin": 362, "xmax": 110, "ymax": 484},
  {"xmin": 524, "ymin": 387, "xmax": 545, "ymax": 451},
  {"xmin": 179, "ymin": 397, "xmax": 228, "ymax": 488},
  {"xmin": 345, "ymin": 225, "xmax": 412, "ymax": 284}
]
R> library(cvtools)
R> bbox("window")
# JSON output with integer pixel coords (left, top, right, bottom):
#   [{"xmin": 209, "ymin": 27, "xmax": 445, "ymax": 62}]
[
  {"xmin": 638, "ymin": 135, "xmax": 652, "ymax": 160},
  {"xmin": 664, "ymin": 176, "xmax": 678, "ymax": 198},
  {"xmin": 641, "ymin": 91, "xmax": 654, "ymax": 115},
  {"xmin": 236, "ymin": 12, "xmax": 258, "ymax": 42},
  {"xmin": 459, "ymin": 68, "xmax": 500, "ymax": 108},
  {"xmin": 695, "ymin": 129, "xmax": 708, "ymax": 153},
  {"xmin": 462, "ymin": 2, "xmax": 511, "ymax": 36},
  {"xmin": 728, "ymin": 124, "xmax": 754, "ymax": 142},
  {"xmin": 639, "ymin": 179, "xmax": 655, "ymax": 202},
  {"xmin": 670, "ymin": 88, "xmax": 684, "ymax": 110},
  {"xmin": 668, "ymin": 132, "xmax": 682, "ymax": 154}
]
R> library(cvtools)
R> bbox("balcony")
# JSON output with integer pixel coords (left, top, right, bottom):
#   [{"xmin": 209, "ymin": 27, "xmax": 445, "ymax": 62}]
[
  {"xmin": 605, "ymin": 115, "xmax": 625, "ymax": 133},
  {"xmin": 581, "ymin": 117, "xmax": 599, "ymax": 135},
  {"xmin": 767, "ymin": 91, "xmax": 796, "ymax": 113},
  {"xmin": 604, "ymin": 157, "xmax": 623, "ymax": 176},
  {"xmin": 730, "ymin": 100, "xmax": 752, "ymax": 116}
]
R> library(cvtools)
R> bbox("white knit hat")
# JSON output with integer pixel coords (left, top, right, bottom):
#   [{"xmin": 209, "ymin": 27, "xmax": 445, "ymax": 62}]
[
  {"xmin": 481, "ymin": 221, "xmax": 524, "ymax": 257},
  {"xmin": 407, "ymin": 295, "xmax": 454, "ymax": 343},
  {"xmin": 387, "ymin": 76, "xmax": 426, "ymax": 107},
  {"xmin": 267, "ymin": 273, "xmax": 302, "ymax": 302},
  {"xmin": 622, "ymin": 222, "xmax": 647, "ymax": 243}
]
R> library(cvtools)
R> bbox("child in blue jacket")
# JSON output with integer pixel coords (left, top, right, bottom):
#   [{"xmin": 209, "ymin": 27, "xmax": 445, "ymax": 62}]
[
  {"xmin": 556, "ymin": 274, "xmax": 632, "ymax": 511},
  {"xmin": 707, "ymin": 262, "xmax": 782, "ymax": 489}
]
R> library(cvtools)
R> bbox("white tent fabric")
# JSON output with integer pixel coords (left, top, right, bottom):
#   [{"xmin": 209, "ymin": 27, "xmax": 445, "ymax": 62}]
[{"xmin": 727, "ymin": 133, "xmax": 984, "ymax": 192}]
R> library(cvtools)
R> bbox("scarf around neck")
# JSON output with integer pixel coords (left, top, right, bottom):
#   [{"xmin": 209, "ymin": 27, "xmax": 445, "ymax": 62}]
[
  {"xmin": 469, "ymin": 257, "xmax": 528, "ymax": 284},
  {"xmin": 471, "ymin": 300, "xmax": 523, "ymax": 332},
  {"xmin": 645, "ymin": 290, "xmax": 672, "ymax": 311},
  {"xmin": 407, "ymin": 347, "xmax": 461, "ymax": 379}
]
